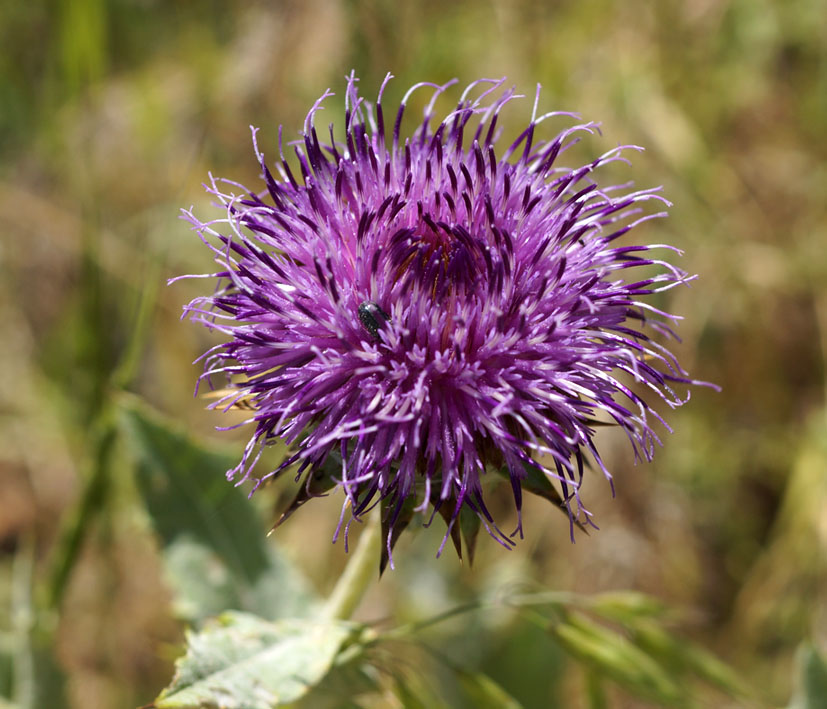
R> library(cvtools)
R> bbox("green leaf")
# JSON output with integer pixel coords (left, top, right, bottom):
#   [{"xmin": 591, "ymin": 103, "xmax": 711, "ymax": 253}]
[
  {"xmin": 292, "ymin": 655, "xmax": 380, "ymax": 709},
  {"xmin": 162, "ymin": 535, "xmax": 317, "ymax": 623},
  {"xmin": 802, "ymin": 646, "xmax": 827, "ymax": 708},
  {"xmin": 118, "ymin": 395, "xmax": 318, "ymax": 621},
  {"xmin": 119, "ymin": 396, "xmax": 266, "ymax": 579},
  {"xmin": 19, "ymin": 638, "xmax": 67, "ymax": 709},
  {"xmin": 154, "ymin": 612, "xmax": 358, "ymax": 709},
  {"xmin": 789, "ymin": 644, "xmax": 827, "ymax": 709},
  {"xmin": 455, "ymin": 669, "xmax": 524, "ymax": 709},
  {"xmin": 0, "ymin": 640, "xmax": 12, "ymax": 699},
  {"xmin": 550, "ymin": 612, "xmax": 686, "ymax": 707}
]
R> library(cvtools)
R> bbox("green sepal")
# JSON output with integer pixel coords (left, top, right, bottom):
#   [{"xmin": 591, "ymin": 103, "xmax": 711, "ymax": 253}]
[
  {"xmin": 495, "ymin": 463, "xmax": 588, "ymax": 534},
  {"xmin": 431, "ymin": 489, "xmax": 463, "ymax": 563},
  {"xmin": 380, "ymin": 493, "xmax": 417, "ymax": 576},
  {"xmin": 459, "ymin": 505, "xmax": 482, "ymax": 566},
  {"xmin": 271, "ymin": 452, "xmax": 341, "ymax": 532}
]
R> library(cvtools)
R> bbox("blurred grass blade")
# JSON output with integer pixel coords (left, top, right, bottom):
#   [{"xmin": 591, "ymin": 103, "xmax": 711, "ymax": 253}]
[
  {"xmin": 152, "ymin": 612, "xmax": 358, "ymax": 709},
  {"xmin": 455, "ymin": 668, "xmax": 524, "ymax": 709},
  {"xmin": 629, "ymin": 620, "xmax": 751, "ymax": 699},
  {"xmin": 391, "ymin": 672, "xmax": 451, "ymax": 709},
  {"xmin": 588, "ymin": 591, "xmax": 668, "ymax": 622},
  {"xmin": 12, "ymin": 535, "xmax": 67, "ymax": 709},
  {"xmin": 550, "ymin": 611, "xmax": 686, "ymax": 707},
  {"xmin": 392, "ymin": 675, "xmax": 429, "ymax": 709},
  {"xmin": 584, "ymin": 668, "xmax": 608, "ymax": 709},
  {"xmin": 58, "ymin": 0, "xmax": 107, "ymax": 94},
  {"xmin": 111, "ymin": 258, "xmax": 160, "ymax": 392}
]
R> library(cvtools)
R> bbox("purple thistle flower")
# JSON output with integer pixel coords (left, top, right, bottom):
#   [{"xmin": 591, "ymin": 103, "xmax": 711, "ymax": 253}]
[{"xmin": 176, "ymin": 72, "xmax": 710, "ymax": 569}]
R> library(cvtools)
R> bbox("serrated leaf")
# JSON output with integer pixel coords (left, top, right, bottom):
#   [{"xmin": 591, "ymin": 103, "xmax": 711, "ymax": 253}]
[
  {"xmin": 118, "ymin": 396, "xmax": 318, "ymax": 621},
  {"xmin": 162, "ymin": 535, "xmax": 317, "ymax": 623},
  {"xmin": 154, "ymin": 612, "xmax": 358, "ymax": 709},
  {"xmin": 550, "ymin": 612, "xmax": 686, "ymax": 707},
  {"xmin": 455, "ymin": 669, "xmax": 524, "ymax": 709}
]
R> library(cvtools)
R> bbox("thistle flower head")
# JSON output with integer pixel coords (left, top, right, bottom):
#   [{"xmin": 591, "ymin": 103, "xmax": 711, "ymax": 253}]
[{"xmin": 177, "ymin": 72, "xmax": 708, "ymax": 568}]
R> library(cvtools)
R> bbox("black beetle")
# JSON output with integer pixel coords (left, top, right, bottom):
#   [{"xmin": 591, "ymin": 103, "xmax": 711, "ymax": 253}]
[{"xmin": 358, "ymin": 301, "xmax": 390, "ymax": 339}]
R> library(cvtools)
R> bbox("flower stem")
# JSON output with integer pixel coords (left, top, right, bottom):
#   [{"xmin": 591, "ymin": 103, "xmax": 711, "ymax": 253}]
[{"xmin": 323, "ymin": 506, "xmax": 382, "ymax": 621}]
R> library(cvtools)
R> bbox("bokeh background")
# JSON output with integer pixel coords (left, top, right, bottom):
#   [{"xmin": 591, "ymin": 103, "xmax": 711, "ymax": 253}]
[{"xmin": 1, "ymin": 0, "xmax": 826, "ymax": 707}]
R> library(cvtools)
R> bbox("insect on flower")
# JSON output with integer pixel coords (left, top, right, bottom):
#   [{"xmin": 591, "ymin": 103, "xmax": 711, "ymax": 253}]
[
  {"xmin": 175, "ymin": 71, "xmax": 714, "ymax": 569},
  {"xmin": 357, "ymin": 301, "xmax": 391, "ymax": 340}
]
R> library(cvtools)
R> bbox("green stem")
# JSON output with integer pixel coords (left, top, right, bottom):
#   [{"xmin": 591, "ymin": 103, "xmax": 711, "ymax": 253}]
[
  {"xmin": 44, "ymin": 416, "xmax": 116, "ymax": 610},
  {"xmin": 43, "ymin": 266, "xmax": 157, "ymax": 612},
  {"xmin": 322, "ymin": 507, "xmax": 382, "ymax": 621},
  {"xmin": 111, "ymin": 260, "xmax": 160, "ymax": 392},
  {"xmin": 381, "ymin": 590, "xmax": 577, "ymax": 642}
]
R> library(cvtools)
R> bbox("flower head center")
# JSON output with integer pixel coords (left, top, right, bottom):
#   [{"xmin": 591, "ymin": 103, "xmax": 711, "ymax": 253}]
[{"xmin": 390, "ymin": 218, "xmax": 483, "ymax": 298}]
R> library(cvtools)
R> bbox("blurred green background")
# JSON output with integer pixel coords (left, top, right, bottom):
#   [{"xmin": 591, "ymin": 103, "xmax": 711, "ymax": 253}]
[{"xmin": 1, "ymin": 0, "xmax": 826, "ymax": 706}]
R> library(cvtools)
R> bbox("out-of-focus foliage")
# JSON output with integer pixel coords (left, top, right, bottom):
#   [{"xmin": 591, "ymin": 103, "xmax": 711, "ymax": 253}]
[
  {"xmin": 0, "ymin": 0, "xmax": 825, "ymax": 707},
  {"xmin": 787, "ymin": 645, "xmax": 827, "ymax": 709}
]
